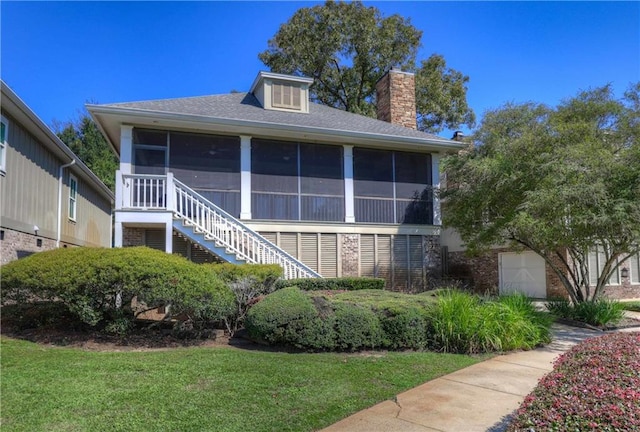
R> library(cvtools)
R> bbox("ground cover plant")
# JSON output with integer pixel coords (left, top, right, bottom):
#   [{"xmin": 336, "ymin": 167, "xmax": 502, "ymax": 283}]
[
  {"xmin": 546, "ymin": 297, "xmax": 625, "ymax": 327},
  {"xmin": 246, "ymin": 288, "xmax": 551, "ymax": 353},
  {"xmin": 508, "ymin": 332, "xmax": 640, "ymax": 431},
  {"xmin": 0, "ymin": 337, "xmax": 485, "ymax": 432}
]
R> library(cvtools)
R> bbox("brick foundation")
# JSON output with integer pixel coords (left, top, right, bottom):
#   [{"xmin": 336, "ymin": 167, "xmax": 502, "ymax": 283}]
[
  {"xmin": 0, "ymin": 228, "xmax": 60, "ymax": 265},
  {"xmin": 123, "ymin": 228, "xmax": 145, "ymax": 247},
  {"xmin": 341, "ymin": 234, "xmax": 359, "ymax": 277}
]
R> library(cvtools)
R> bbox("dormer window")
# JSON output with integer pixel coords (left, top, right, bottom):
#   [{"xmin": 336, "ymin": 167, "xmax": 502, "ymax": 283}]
[
  {"xmin": 250, "ymin": 71, "xmax": 313, "ymax": 114},
  {"xmin": 272, "ymin": 82, "xmax": 302, "ymax": 110}
]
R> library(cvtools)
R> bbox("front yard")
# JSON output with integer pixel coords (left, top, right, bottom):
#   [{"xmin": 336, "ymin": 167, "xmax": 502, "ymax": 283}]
[{"xmin": 0, "ymin": 337, "xmax": 485, "ymax": 432}]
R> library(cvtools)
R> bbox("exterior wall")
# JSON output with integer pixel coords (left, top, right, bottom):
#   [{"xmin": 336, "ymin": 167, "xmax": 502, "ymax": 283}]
[
  {"xmin": 602, "ymin": 259, "xmax": 640, "ymax": 300},
  {"xmin": 123, "ymin": 227, "xmax": 145, "ymax": 246},
  {"xmin": 447, "ymin": 248, "xmax": 640, "ymax": 299},
  {"xmin": 259, "ymin": 228, "xmax": 440, "ymax": 292},
  {"xmin": 376, "ymin": 70, "xmax": 417, "ymax": 130},
  {"xmin": 0, "ymin": 109, "xmax": 112, "ymax": 262},
  {"xmin": 0, "ymin": 227, "xmax": 72, "ymax": 264}
]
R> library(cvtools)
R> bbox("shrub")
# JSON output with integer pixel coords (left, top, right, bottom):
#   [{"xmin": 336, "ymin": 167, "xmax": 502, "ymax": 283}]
[
  {"xmin": 245, "ymin": 287, "xmax": 335, "ymax": 350},
  {"xmin": 276, "ymin": 277, "xmax": 385, "ymax": 291},
  {"xmin": 208, "ymin": 263, "xmax": 283, "ymax": 336},
  {"xmin": 375, "ymin": 303, "xmax": 430, "ymax": 350},
  {"xmin": 547, "ymin": 297, "xmax": 625, "ymax": 327},
  {"xmin": 508, "ymin": 332, "xmax": 640, "ymax": 431},
  {"xmin": 623, "ymin": 301, "xmax": 640, "ymax": 312},
  {"xmin": 1, "ymin": 247, "xmax": 235, "ymax": 332},
  {"xmin": 333, "ymin": 302, "xmax": 384, "ymax": 350},
  {"xmin": 428, "ymin": 291, "xmax": 551, "ymax": 354}
]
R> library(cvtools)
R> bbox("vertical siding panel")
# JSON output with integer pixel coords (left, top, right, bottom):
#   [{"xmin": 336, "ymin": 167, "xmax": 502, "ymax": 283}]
[
  {"xmin": 301, "ymin": 233, "xmax": 318, "ymax": 272},
  {"xmin": 360, "ymin": 234, "xmax": 375, "ymax": 277},
  {"xmin": 409, "ymin": 235, "xmax": 425, "ymax": 292},
  {"xmin": 393, "ymin": 235, "xmax": 408, "ymax": 291},
  {"xmin": 320, "ymin": 233, "xmax": 338, "ymax": 278},
  {"xmin": 280, "ymin": 233, "xmax": 298, "ymax": 259},
  {"xmin": 376, "ymin": 235, "xmax": 392, "ymax": 290}
]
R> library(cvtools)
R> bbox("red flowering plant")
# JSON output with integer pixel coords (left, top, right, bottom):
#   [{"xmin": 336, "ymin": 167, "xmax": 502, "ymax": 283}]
[{"xmin": 508, "ymin": 332, "xmax": 640, "ymax": 431}]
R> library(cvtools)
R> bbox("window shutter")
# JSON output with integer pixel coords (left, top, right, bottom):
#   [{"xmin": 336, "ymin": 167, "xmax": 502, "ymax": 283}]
[
  {"xmin": 393, "ymin": 235, "xmax": 409, "ymax": 291},
  {"xmin": 301, "ymin": 233, "xmax": 318, "ymax": 272},
  {"xmin": 360, "ymin": 234, "xmax": 375, "ymax": 277},
  {"xmin": 292, "ymin": 86, "xmax": 301, "ymax": 108},
  {"xmin": 376, "ymin": 235, "xmax": 392, "ymax": 289},
  {"xmin": 280, "ymin": 233, "xmax": 298, "ymax": 258},
  {"xmin": 409, "ymin": 236, "xmax": 425, "ymax": 291},
  {"xmin": 273, "ymin": 83, "xmax": 283, "ymax": 106},
  {"xmin": 320, "ymin": 234, "xmax": 338, "ymax": 277},
  {"xmin": 145, "ymin": 229, "xmax": 165, "ymax": 251}
]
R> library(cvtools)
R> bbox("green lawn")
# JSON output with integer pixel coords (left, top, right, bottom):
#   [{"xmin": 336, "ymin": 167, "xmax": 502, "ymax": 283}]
[{"xmin": 1, "ymin": 337, "xmax": 485, "ymax": 432}]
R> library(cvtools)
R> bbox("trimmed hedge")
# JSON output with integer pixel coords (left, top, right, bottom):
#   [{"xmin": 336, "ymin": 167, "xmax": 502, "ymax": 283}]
[
  {"xmin": 1, "ymin": 247, "xmax": 235, "ymax": 332},
  {"xmin": 246, "ymin": 288, "xmax": 552, "ymax": 353},
  {"xmin": 244, "ymin": 287, "xmax": 335, "ymax": 350},
  {"xmin": 208, "ymin": 263, "xmax": 283, "ymax": 285},
  {"xmin": 276, "ymin": 277, "xmax": 385, "ymax": 291}
]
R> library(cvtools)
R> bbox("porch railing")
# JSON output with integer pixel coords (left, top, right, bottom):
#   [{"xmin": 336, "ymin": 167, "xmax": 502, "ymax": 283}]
[{"xmin": 115, "ymin": 171, "xmax": 320, "ymax": 279}]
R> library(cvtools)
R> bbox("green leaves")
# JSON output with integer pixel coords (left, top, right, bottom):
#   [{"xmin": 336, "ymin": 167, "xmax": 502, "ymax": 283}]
[
  {"xmin": 56, "ymin": 114, "xmax": 117, "ymax": 191},
  {"xmin": 443, "ymin": 83, "xmax": 640, "ymax": 301},
  {"xmin": 259, "ymin": 1, "xmax": 474, "ymax": 133}
]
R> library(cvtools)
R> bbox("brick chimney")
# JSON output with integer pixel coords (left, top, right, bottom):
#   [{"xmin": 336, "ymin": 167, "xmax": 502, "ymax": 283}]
[{"xmin": 376, "ymin": 68, "xmax": 416, "ymax": 130}]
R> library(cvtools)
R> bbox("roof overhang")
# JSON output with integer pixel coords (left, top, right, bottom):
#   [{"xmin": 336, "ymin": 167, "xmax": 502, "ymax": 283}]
[
  {"xmin": 86, "ymin": 104, "xmax": 466, "ymax": 157},
  {"xmin": 1, "ymin": 81, "xmax": 114, "ymax": 203}
]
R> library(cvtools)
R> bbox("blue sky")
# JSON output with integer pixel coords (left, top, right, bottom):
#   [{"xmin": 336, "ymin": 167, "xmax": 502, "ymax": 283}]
[{"xmin": 2, "ymin": 1, "xmax": 638, "ymax": 138}]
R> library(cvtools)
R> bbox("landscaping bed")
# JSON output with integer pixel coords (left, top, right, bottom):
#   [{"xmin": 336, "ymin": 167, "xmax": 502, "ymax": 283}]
[{"xmin": 508, "ymin": 332, "xmax": 640, "ymax": 431}]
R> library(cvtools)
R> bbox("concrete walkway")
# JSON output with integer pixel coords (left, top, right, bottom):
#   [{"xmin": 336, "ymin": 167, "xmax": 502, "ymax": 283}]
[{"xmin": 321, "ymin": 322, "xmax": 639, "ymax": 432}]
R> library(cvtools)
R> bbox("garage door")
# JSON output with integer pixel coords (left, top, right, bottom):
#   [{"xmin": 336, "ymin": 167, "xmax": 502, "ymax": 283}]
[{"xmin": 499, "ymin": 252, "xmax": 547, "ymax": 298}]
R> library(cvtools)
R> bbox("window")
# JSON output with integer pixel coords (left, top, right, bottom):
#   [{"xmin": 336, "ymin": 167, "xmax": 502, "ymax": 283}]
[
  {"xmin": 272, "ymin": 82, "xmax": 301, "ymax": 110},
  {"xmin": 0, "ymin": 115, "xmax": 8, "ymax": 173},
  {"xmin": 353, "ymin": 148, "xmax": 432, "ymax": 224},
  {"xmin": 251, "ymin": 140, "xmax": 344, "ymax": 221},
  {"xmin": 133, "ymin": 129, "xmax": 167, "ymax": 175},
  {"xmin": 630, "ymin": 253, "xmax": 640, "ymax": 284},
  {"xmin": 68, "ymin": 174, "xmax": 78, "ymax": 221},
  {"xmin": 170, "ymin": 132, "xmax": 240, "ymax": 216},
  {"xmin": 587, "ymin": 246, "xmax": 620, "ymax": 286}
]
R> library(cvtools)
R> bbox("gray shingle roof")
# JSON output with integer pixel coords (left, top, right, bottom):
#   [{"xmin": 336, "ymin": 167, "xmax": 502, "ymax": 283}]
[{"xmin": 102, "ymin": 92, "xmax": 447, "ymax": 142}]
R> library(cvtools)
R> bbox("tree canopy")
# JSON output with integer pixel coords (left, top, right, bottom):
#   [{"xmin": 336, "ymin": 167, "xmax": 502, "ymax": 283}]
[
  {"xmin": 443, "ymin": 83, "xmax": 640, "ymax": 302},
  {"xmin": 259, "ymin": 0, "xmax": 475, "ymax": 133},
  {"xmin": 56, "ymin": 114, "xmax": 118, "ymax": 191}
]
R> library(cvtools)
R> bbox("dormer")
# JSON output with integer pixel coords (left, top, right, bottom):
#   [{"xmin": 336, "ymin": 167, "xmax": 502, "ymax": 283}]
[{"xmin": 249, "ymin": 71, "xmax": 314, "ymax": 114}]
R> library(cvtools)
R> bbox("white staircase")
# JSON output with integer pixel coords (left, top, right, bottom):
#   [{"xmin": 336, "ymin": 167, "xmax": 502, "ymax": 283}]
[{"xmin": 118, "ymin": 172, "xmax": 320, "ymax": 279}]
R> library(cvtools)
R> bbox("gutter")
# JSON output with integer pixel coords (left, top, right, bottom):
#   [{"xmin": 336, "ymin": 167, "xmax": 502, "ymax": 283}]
[{"xmin": 57, "ymin": 159, "xmax": 76, "ymax": 247}]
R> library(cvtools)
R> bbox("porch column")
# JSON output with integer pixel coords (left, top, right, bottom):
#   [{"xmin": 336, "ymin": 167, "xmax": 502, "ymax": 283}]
[
  {"xmin": 240, "ymin": 135, "xmax": 252, "ymax": 220},
  {"xmin": 432, "ymin": 153, "xmax": 441, "ymax": 226},
  {"xmin": 165, "ymin": 220, "xmax": 173, "ymax": 253},
  {"xmin": 344, "ymin": 145, "xmax": 355, "ymax": 223},
  {"xmin": 120, "ymin": 125, "xmax": 134, "ymax": 174},
  {"xmin": 114, "ymin": 221, "xmax": 123, "ymax": 247}
]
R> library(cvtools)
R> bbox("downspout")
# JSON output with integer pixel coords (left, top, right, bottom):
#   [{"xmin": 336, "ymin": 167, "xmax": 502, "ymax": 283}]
[{"xmin": 57, "ymin": 159, "xmax": 76, "ymax": 247}]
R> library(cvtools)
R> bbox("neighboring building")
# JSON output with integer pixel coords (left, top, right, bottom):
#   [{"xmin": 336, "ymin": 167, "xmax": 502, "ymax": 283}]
[
  {"xmin": 442, "ymin": 226, "xmax": 640, "ymax": 300},
  {"xmin": 0, "ymin": 81, "xmax": 114, "ymax": 264},
  {"xmin": 88, "ymin": 69, "xmax": 464, "ymax": 287}
]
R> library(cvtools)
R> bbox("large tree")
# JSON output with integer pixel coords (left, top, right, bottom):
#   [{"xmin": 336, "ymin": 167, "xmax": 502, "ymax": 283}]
[
  {"xmin": 443, "ymin": 84, "xmax": 640, "ymax": 303},
  {"xmin": 56, "ymin": 114, "xmax": 118, "ymax": 191},
  {"xmin": 259, "ymin": 0, "xmax": 475, "ymax": 133}
]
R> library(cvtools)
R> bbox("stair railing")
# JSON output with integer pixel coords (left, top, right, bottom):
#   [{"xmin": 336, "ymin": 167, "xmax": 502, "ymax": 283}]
[{"xmin": 171, "ymin": 178, "xmax": 320, "ymax": 279}]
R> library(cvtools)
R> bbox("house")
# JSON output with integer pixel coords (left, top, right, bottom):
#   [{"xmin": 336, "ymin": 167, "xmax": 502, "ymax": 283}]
[
  {"xmin": 0, "ymin": 81, "xmax": 114, "ymax": 264},
  {"xmin": 88, "ymin": 69, "xmax": 465, "ymax": 288},
  {"xmin": 442, "ymin": 214, "xmax": 640, "ymax": 300}
]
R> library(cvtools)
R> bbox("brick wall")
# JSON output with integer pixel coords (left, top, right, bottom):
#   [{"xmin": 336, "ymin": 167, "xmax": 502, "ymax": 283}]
[
  {"xmin": 0, "ymin": 228, "xmax": 59, "ymax": 264},
  {"xmin": 376, "ymin": 69, "xmax": 417, "ymax": 130},
  {"xmin": 123, "ymin": 227, "xmax": 145, "ymax": 247},
  {"xmin": 423, "ymin": 235, "xmax": 441, "ymax": 279},
  {"xmin": 341, "ymin": 234, "xmax": 359, "ymax": 277}
]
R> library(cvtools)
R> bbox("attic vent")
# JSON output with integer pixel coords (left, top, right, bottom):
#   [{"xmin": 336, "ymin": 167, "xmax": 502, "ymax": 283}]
[{"xmin": 272, "ymin": 82, "xmax": 301, "ymax": 110}]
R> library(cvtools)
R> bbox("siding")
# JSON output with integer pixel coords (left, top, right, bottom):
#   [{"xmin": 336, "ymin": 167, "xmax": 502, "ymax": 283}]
[{"xmin": 0, "ymin": 111, "xmax": 112, "ymax": 247}]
